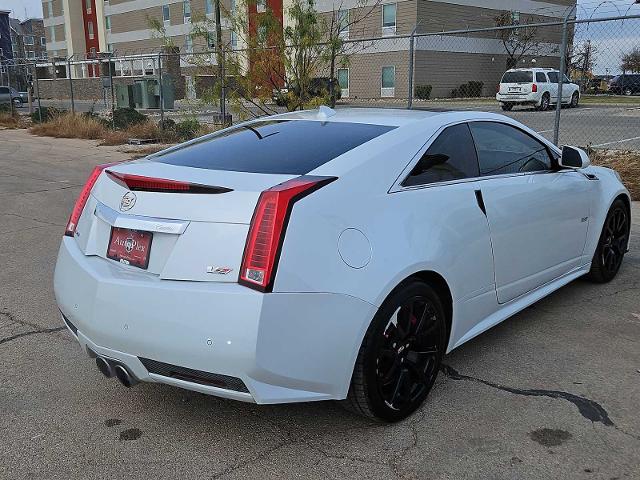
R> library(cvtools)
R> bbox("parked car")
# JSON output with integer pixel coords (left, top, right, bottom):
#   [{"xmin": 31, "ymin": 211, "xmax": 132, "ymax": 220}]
[
  {"xmin": 0, "ymin": 86, "xmax": 24, "ymax": 107},
  {"xmin": 608, "ymin": 74, "xmax": 640, "ymax": 95},
  {"xmin": 496, "ymin": 68, "xmax": 580, "ymax": 111},
  {"xmin": 273, "ymin": 77, "xmax": 341, "ymax": 107},
  {"xmin": 54, "ymin": 108, "xmax": 630, "ymax": 422}
]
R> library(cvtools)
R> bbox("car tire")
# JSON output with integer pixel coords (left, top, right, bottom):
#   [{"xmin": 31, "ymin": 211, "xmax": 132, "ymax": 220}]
[
  {"xmin": 570, "ymin": 92, "xmax": 579, "ymax": 108},
  {"xmin": 537, "ymin": 93, "xmax": 550, "ymax": 111},
  {"xmin": 586, "ymin": 199, "xmax": 629, "ymax": 283},
  {"xmin": 344, "ymin": 279, "xmax": 447, "ymax": 422},
  {"xmin": 624, "ymin": 88, "xmax": 632, "ymax": 96},
  {"xmin": 13, "ymin": 98, "xmax": 23, "ymax": 108},
  {"xmin": 501, "ymin": 104, "xmax": 513, "ymax": 111}
]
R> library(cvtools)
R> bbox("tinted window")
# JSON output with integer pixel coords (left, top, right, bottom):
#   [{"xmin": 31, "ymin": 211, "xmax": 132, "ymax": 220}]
[
  {"xmin": 469, "ymin": 122, "xmax": 552, "ymax": 176},
  {"xmin": 151, "ymin": 120, "xmax": 395, "ymax": 175},
  {"xmin": 502, "ymin": 71, "xmax": 533, "ymax": 83},
  {"xmin": 0, "ymin": 87, "xmax": 9, "ymax": 94},
  {"xmin": 547, "ymin": 71, "xmax": 559, "ymax": 83},
  {"xmin": 403, "ymin": 123, "xmax": 479, "ymax": 186},
  {"xmin": 536, "ymin": 72, "xmax": 548, "ymax": 82}
]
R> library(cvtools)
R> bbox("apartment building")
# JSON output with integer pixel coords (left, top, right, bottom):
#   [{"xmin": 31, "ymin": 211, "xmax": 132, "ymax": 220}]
[
  {"xmin": 0, "ymin": 10, "xmax": 11, "ymax": 61},
  {"xmin": 10, "ymin": 18, "xmax": 47, "ymax": 61}
]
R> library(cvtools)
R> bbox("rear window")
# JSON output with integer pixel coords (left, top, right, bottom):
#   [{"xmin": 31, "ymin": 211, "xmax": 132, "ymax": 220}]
[
  {"xmin": 151, "ymin": 120, "xmax": 395, "ymax": 175},
  {"xmin": 502, "ymin": 71, "xmax": 533, "ymax": 83}
]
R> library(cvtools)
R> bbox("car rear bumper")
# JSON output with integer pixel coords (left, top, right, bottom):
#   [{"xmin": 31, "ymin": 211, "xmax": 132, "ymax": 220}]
[
  {"xmin": 54, "ymin": 236, "xmax": 376, "ymax": 404},
  {"xmin": 496, "ymin": 93, "xmax": 539, "ymax": 104}
]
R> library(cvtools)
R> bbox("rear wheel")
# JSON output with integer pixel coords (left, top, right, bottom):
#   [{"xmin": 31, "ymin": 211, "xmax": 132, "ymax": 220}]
[
  {"xmin": 587, "ymin": 199, "xmax": 629, "ymax": 283},
  {"xmin": 501, "ymin": 103, "xmax": 513, "ymax": 111},
  {"xmin": 344, "ymin": 280, "xmax": 447, "ymax": 422},
  {"xmin": 537, "ymin": 93, "xmax": 550, "ymax": 111},
  {"xmin": 624, "ymin": 87, "xmax": 633, "ymax": 96},
  {"xmin": 570, "ymin": 92, "xmax": 579, "ymax": 108}
]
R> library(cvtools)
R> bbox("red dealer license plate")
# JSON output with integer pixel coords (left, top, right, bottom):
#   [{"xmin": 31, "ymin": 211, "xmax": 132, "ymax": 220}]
[{"xmin": 107, "ymin": 228, "xmax": 153, "ymax": 269}]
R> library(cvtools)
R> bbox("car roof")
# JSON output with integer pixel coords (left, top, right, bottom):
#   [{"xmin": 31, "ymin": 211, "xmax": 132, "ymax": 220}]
[{"xmin": 266, "ymin": 107, "xmax": 445, "ymax": 127}]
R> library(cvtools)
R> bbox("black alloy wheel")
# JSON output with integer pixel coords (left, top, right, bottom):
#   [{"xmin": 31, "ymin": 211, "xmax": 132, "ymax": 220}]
[
  {"xmin": 539, "ymin": 93, "xmax": 550, "ymax": 111},
  {"xmin": 345, "ymin": 280, "xmax": 447, "ymax": 422},
  {"xmin": 571, "ymin": 92, "xmax": 579, "ymax": 107},
  {"xmin": 588, "ymin": 199, "xmax": 629, "ymax": 283}
]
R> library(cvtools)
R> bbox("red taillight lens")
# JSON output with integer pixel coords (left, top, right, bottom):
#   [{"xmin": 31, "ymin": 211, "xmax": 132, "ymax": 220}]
[
  {"xmin": 239, "ymin": 176, "xmax": 336, "ymax": 292},
  {"xmin": 532, "ymin": 83, "xmax": 538, "ymax": 92},
  {"xmin": 64, "ymin": 163, "xmax": 114, "ymax": 237},
  {"xmin": 106, "ymin": 171, "xmax": 231, "ymax": 194}
]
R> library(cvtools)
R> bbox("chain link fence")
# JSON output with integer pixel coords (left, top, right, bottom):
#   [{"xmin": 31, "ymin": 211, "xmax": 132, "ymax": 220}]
[{"xmin": 1, "ymin": 13, "xmax": 639, "ymax": 151}]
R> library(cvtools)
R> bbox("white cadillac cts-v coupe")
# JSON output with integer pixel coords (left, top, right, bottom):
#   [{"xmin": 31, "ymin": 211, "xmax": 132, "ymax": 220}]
[{"xmin": 54, "ymin": 108, "xmax": 630, "ymax": 422}]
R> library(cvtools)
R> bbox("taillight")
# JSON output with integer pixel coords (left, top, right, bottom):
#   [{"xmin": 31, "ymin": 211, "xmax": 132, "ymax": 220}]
[
  {"xmin": 64, "ymin": 163, "xmax": 114, "ymax": 237},
  {"xmin": 496, "ymin": 84, "xmax": 500, "ymax": 93},
  {"xmin": 532, "ymin": 83, "xmax": 538, "ymax": 92},
  {"xmin": 106, "ymin": 171, "xmax": 232, "ymax": 194},
  {"xmin": 239, "ymin": 176, "xmax": 337, "ymax": 292}
]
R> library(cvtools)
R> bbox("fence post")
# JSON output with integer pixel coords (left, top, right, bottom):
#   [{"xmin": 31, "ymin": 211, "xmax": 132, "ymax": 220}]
[
  {"xmin": 7, "ymin": 64, "xmax": 14, "ymax": 116},
  {"xmin": 109, "ymin": 54, "xmax": 115, "ymax": 130},
  {"xmin": 408, "ymin": 26, "xmax": 417, "ymax": 109},
  {"xmin": 553, "ymin": 12, "xmax": 572, "ymax": 145},
  {"xmin": 34, "ymin": 63, "xmax": 42, "ymax": 122},
  {"xmin": 67, "ymin": 55, "xmax": 75, "ymax": 114},
  {"xmin": 158, "ymin": 52, "xmax": 164, "ymax": 131},
  {"xmin": 220, "ymin": 45, "xmax": 227, "ymax": 124}
]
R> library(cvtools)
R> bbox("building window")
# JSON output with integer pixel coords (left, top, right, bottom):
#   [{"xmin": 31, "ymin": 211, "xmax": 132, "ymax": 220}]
[
  {"xmin": 105, "ymin": 16, "xmax": 111, "ymax": 31},
  {"xmin": 257, "ymin": 0, "xmax": 266, "ymax": 13},
  {"xmin": 381, "ymin": 65, "xmax": 395, "ymax": 97},
  {"xmin": 47, "ymin": 1, "xmax": 53, "ymax": 17},
  {"xmin": 25, "ymin": 35, "xmax": 35, "ymax": 45},
  {"xmin": 511, "ymin": 11, "xmax": 521, "ymax": 24},
  {"xmin": 162, "ymin": 5, "xmax": 170, "ymax": 24},
  {"xmin": 382, "ymin": 3, "xmax": 396, "ymax": 36},
  {"xmin": 230, "ymin": 0, "xmax": 236, "ymax": 11},
  {"xmin": 185, "ymin": 35, "xmax": 193, "ymax": 53},
  {"xmin": 231, "ymin": 30, "xmax": 237, "ymax": 48},
  {"xmin": 257, "ymin": 25, "xmax": 267, "ymax": 44},
  {"xmin": 88, "ymin": 22, "xmax": 94, "ymax": 40},
  {"xmin": 49, "ymin": 26, "xmax": 56, "ymax": 42},
  {"xmin": 107, "ymin": 43, "xmax": 114, "ymax": 52},
  {"xmin": 60, "ymin": 1, "xmax": 63, "ymax": 15},
  {"xmin": 207, "ymin": 32, "xmax": 216, "ymax": 48},
  {"xmin": 183, "ymin": 0, "xmax": 191, "ymax": 22},
  {"xmin": 85, "ymin": 0, "xmax": 92, "ymax": 14},
  {"xmin": 338, "ymin": 9, "xmax": 349, "ymax": 39},
  {"xmin": 27, "ymin": 51, "xmax": 36, "ymax": 59},
  {"xmin": 41, "ymin": 51, "xmax": 48, "ymax": 59},
  {"xmin": 205, "ymin": 0, "xmax": 213, "ymax": 15},
  {"xmin": 337, "ymin": 68, "xmax": 349, "ymax": 97},
  {"xmin": 41, "ymin": 36, "xmax": 46, "ymax": 46}
]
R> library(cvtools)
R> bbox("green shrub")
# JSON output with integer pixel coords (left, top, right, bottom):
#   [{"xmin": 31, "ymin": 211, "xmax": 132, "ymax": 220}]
[
  {"xmin": 175, "ymin": 119, "xmax": 200, "ymax": 141},
  {"xmin": 0, "ymin": 103, "xmax": 11, "ymax": 113},
  {"xmin": 113, "ymin": 107, "xmax": 147, "ymax": 130},
  {"xmin": 451, "ymin": 81, "xmax": 485, "ymax": 98},
  {"xmin": 415, "ymin": 85, "xmax": 432, "ymax": 100},
  {"xmin": 31, "ymin": 106, "xmax": 66, "ymax": 123}
]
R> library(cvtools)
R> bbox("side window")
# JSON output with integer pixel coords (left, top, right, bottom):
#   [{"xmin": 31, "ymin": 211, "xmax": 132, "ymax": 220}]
[
  {"xmin": 469, "ymin": 122, "xmax": 552, "ymax": 176},
  {"xmin": 403, "ymin": 123, "xmax": 479, "ymax": 187},
  {"xmin": 547, "ymin": 71, "xmax": 559, "ymax": 83},
  {"xmin": 536, "ymin": 72, "xmax": 547, "ymax": 82}
]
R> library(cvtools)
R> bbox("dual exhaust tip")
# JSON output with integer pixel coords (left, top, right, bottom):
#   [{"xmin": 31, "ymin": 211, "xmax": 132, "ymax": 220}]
[{"xmin": 96, "ymin": 356, "xmax": 138, "ymax": 388}]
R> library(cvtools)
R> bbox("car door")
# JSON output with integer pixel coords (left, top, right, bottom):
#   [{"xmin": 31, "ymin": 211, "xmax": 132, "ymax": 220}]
[
  {"xmin": 547, "ymin": 71, "xmax": 559, "ymax": 102},
  {"xmin": 469, "ymin": 121, "xmax": 592, "ymax": 304},
  {"xmin": 0, "ymin": 87, "xmax": 10, "ymax": 105}
]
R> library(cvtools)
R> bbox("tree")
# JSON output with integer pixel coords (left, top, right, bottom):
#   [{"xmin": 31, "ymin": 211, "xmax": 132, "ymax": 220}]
[
  {"xmin": 321, "ymin": 0, "xmax": 380, "ymax": 106},
  {"xmin": 622, "ymin": 47, "xmax": 640, "ymax": 73},
  {"xmin": 495, "ymin": 11, "xmax": 542, "ymax": 70}
]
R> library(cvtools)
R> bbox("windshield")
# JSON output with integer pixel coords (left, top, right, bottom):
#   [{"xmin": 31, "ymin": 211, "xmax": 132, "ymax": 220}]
[
  {"xmin": 151, "ymin": 120, "xmax": 396, "ymax": 175},
  {"xmin": 502, "ymin": 71, "xmax": 533, "ymax": 83}
]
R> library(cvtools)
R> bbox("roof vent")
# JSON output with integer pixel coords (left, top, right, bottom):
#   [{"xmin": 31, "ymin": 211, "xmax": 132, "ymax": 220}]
[{"xmin": 317, "ymin": 105, "xmax": 336, "ymax": 120}]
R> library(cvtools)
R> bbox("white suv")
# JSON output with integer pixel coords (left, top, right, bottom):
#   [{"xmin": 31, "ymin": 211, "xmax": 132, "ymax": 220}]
[{"xmin": 496, "ymin": 68, "xmax": 580, "ymax": 111}]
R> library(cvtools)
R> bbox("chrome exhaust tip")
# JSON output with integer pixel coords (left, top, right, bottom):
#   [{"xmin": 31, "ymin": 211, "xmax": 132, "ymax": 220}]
[
  {"xmin": 114, "ymin": 364, "xmax": 138, "ymax": 388},
  {"xmin": 96, "ymin": 357, "xmax": 114, "ymax": 378}
]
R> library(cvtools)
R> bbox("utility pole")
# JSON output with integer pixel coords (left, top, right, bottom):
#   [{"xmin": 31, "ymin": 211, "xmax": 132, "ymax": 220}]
[{"xmin": 214, "ymin": 0, "xmax": 225, "ymax": 119}]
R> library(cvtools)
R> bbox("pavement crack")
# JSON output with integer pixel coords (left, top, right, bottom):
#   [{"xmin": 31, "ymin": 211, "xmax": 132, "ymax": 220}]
[
  {"xmin": 441, "ymin": 364, "xmax": 614, "ymax": 426},
  {"xmin": 3, "ymin": 212, "xmax": 65, "ymax": 227},
  {"xmin": 208, "ymin": 440, "xmax": 291, "ymax": 479},
  {"xmin": 0, "ymin": 326, "xmax": 66, "ymax": 346}
]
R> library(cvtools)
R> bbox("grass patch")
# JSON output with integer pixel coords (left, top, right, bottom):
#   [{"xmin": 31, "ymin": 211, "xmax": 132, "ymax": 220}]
[
  {"xmin": 30, "ymin": 112, "xmax": 106, "ymax": 139},
  {"xmin": 581, "ymin": 95, "xmax": 640, "ymax": 105},
  {"xmin": 591, "ymin": 150, "xmax": 640, "ymax": 201},
  {"xmin": 0, "ymin": 111, "xmax": 24, "ymax": 129}
]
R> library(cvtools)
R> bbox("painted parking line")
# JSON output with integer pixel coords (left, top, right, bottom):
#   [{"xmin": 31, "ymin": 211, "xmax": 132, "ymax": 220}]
[{"xmin": 591, "ymin": 136, "xmax": 640, "ymax": 148}]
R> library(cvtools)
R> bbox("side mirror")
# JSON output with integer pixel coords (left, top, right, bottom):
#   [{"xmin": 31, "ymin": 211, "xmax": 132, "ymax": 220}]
[{"xmin": 560, "ymin": 146, "xmax": 590, "ymax": 169}]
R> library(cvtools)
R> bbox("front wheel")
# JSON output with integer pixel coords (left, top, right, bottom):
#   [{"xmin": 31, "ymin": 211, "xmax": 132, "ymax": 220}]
[
  {"xmin": 344, "ymin": 280, "xmax": 447, "ymax": 422},
  {"xmin": 587, "ymin": 199, "xmax": 629, "ymax": 283},
  {"xmin": 537, "ymin": 93, "xmax": 550, "ymax": 111},
  {"xmin": 624, "ymin": 88, "xmax": 633, "ymax": 96}
]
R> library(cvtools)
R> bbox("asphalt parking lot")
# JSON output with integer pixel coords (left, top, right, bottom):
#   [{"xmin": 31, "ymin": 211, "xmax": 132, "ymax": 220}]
[{"xmin": 1, "ymin": 129, "xmax": 639, "ymax": 479}]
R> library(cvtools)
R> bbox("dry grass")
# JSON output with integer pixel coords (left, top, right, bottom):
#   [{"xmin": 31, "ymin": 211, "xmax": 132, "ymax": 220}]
[
  {"xmin": 30, "ymin": 112, "xmax": 106, "ymax": 140},
  {"xmin": 0, "ymin": 111, "xmax": 26, "ymax": 129},
  {"xmin": 591, "ymin": 150, "xmax": 640, "ymax": 201}
]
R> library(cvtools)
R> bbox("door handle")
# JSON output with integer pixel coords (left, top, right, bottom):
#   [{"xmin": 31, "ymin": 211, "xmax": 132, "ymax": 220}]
[{"xmin": 474, "ymin": 190, "xmax": 487, "ymax": 216}]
